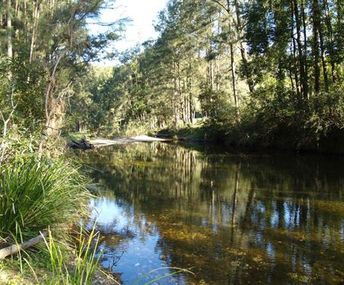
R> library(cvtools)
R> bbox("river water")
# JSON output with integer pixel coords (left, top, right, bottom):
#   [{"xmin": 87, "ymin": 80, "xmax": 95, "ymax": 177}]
[{"xmin": 80, "ymin": 142, "xmax": 344, "ymax": 285}]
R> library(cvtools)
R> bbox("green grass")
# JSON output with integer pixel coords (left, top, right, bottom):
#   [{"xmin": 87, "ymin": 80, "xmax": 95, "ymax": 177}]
[
  {"xmin": 43, "ymin": 226, "xmax": 101, "ymax": 285},
  {"xmin": 0, "ymin": 225, "xmax": 106, "ymax": 285},
  {"xmin": 0, "ymin": 154, "xmax": 107, "ymax": 284},
  {"xmin": 0, "ymin": 156, "xmax": 89, "ymax": 241}
]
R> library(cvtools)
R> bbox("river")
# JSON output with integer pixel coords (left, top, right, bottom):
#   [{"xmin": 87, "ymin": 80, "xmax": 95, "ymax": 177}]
[{"xmin": 80, "ymin": 142, "xmax": 344, "ymax": 285}]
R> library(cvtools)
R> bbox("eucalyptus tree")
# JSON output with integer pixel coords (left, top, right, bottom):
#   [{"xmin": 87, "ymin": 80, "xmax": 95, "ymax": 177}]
[
  {"xmin": 0, "ymin": 0, "xmax": 119, "ymax": 138},
  {"xmin": 93, "ymin": 0, "xmax": 251, "ymax": 131},
  {"xmin": 244, "ymin": 0, "xmax": 344, "ymax": 100}
]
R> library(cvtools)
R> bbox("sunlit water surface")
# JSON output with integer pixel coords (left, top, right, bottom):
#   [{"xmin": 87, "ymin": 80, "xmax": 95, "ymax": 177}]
[{"xmin": 79, "ymin": 143, "xmax": 344, "ymax": 285}]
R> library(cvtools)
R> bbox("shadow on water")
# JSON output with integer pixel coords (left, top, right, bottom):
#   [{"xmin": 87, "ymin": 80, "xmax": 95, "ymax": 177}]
[{"xmin": 79, "ymin": 142, "xmax": 344, "ymax": 285}]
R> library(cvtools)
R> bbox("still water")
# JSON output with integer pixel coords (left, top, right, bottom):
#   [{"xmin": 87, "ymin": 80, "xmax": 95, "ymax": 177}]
[{"xmin": 81, "ymin": 142, "xmax": 344, "ymax": 285}]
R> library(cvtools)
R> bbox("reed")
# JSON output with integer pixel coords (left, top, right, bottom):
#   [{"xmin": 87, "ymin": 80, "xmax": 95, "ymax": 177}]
[{"xmin": 43, "ymin": 226, "xmax": 101, "ymax": 285}]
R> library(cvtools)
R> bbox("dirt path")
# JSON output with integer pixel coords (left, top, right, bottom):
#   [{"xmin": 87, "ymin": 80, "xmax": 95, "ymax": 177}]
[{"xmin": 90, "ymin": 135, "xmax": 171, "ymax": 148}]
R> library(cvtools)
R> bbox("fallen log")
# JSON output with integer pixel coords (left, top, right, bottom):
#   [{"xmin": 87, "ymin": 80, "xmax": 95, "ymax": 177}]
[
  {"xmin": 68, "ymin": 138, "xmax": 94, "ymax": 150},
  {"xmin": 0, "ymin": 231, "xmax": 46, "ymax": 260}
]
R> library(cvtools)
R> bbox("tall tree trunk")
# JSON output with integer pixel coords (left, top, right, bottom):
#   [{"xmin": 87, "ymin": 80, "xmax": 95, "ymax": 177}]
[
  {"xmin": 291, "ymin": 1, "xmax": 301, "ymax": 97},
  {"xmin": 301, "ymin": 0, "xmax": 309, "ymax": 99},
  {"xmin": 187, "ymin": 64, "xmax": 193, "ymax": 124},
  {"xmin": 233, "ymin": 0, "xmax": 255, "ymax": 93},
  {"xmin": 324, "ymin": 0, "xmax": 336, "ymax": 83},
  {"xmin": 177, "ymin": 61, "xmax": 184, "ymax": 126},
  {"xmin": 29, "ymin": 2, "xmax": 40, "ymax": 63},
  {"xmin": 312, "ymin": 0, "xmax": 321, "ymax": 94},
  {"xmin": 209, "ymin": 57, "xmax": 214, "ymax": 91},
  {"xmin": 45, "ymin": 53, "xmax": 64, "ymax": 136},
  {"xmin": 294, "ymin": 0, "xmax": 307, "ymax": 101},
  {"xmin": 226, "ymin": 0, "xmax": 240, "ymax": 122},
  {"xmin": 230, "ymin": 43, "xmax": 240, "ymax": 121},
  {"xmin": 173, "ymin": 63, "xmax": 179, "ymax": 128},
  {"xmin": 319, "ymin": 28, "xmax": 329, "ymax": 92},
  {"xmin": 7, "ymin": 0, "xmax": 13, "ymax": 59}
]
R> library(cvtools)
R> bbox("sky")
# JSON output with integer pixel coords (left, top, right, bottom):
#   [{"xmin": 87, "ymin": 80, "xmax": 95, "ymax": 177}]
[{"xmin": 88, "ymin": 0, "xmax": 169, "ymax": 65}]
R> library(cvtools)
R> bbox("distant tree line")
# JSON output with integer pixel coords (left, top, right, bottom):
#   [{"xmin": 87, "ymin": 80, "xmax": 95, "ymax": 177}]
[
  {"xmin": 84, "ymin": 0, "xmax": 344, "ymax": 150},
  {"xmin": 2, "ymin": 0, "xmax": 344, "ymax": 150}
]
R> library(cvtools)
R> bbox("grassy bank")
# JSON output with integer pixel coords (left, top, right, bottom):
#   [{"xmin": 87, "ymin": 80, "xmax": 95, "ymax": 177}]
[{"xmin": 0, "ymin": 136, "xmax": 111, "ymax": 284}]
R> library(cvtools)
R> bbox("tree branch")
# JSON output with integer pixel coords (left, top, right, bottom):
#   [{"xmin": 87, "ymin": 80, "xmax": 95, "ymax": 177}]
[
  {"xmin": 208, "ymin": 0, "xmax": 229, "ymax": 13},
  {"xmin": 0, "ymin": 231, "xmax": 47, "ymax": 260}
]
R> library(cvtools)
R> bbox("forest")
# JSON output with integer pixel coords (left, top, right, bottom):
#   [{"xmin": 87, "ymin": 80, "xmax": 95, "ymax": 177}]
[
  {"xmin": 0, "ymin": 0, "xmax": 344, "ymax": 284},
  {"xmin": 78, "ymin": 0, "xmax": 344, "ymax": 152},
  {"xmin": 1, "ymin": 0, "xmax": 344, "ymax": 151}
]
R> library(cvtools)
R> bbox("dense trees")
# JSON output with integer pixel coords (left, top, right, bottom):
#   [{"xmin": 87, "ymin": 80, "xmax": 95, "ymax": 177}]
[
  {"xmin": 80, "ymin": 0, "xmax": 344, "ymax": 150},
  {"xmin": 83, "ymin": 0, "xmax": 245, "ymax": 133},
  {"xmin": 1, "ymin": 0, "xmax": 344, "ymax": 151},
  {"xmin": 0, "ymin": 0, "xmax": 118, "ymax": 141},
  {"xmin": 242, "ymin": 0, "xmax": 344, "ymax": 148}
]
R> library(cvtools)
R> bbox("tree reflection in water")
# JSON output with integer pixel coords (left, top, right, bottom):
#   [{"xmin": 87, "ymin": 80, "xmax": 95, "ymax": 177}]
[{"xmin": 80, "ymin": 143, "xmax": 344, "ymax": 285}]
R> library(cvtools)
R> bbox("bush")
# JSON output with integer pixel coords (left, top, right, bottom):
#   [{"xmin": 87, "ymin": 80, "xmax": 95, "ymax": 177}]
[{"xmin": 0, "ymin": 156, "xmax": 89, "ymax": 240}]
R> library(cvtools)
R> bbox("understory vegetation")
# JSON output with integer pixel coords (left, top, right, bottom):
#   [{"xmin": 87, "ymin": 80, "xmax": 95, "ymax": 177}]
[
  {"xmin": 0, "ymin": 156, "xmax": 86, "ymax": 239},
  {"xmin": 0, "ymin": 135, "xmax": 106, "ymax": 284}
]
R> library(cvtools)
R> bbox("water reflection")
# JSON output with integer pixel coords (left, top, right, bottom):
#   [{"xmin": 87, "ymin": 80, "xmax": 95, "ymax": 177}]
[{"xmin": 81, "ymin": 143, "xmax": 344, "ymax": 285}]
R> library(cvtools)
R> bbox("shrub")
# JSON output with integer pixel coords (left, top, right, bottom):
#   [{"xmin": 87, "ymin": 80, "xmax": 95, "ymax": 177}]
[{"xmin": 0, "ymin": 156, "xmax": 89, "ymax": 240}]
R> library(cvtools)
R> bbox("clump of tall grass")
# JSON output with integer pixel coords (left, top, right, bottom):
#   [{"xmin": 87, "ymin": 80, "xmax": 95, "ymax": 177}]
[
  {"xmin": 0, "ymin": 225, "xmax": 106, "ymax": 284},
  {"xmin": 0, "ymin": 154, "xmax": 105, "ymax": 284},
  {"xmin": 0, "ymin": 155, "xmax": 90, "ymax": 240},
  {"xmin": 43, "ymin": 226, "xmax": 101, "ymax": 285}
]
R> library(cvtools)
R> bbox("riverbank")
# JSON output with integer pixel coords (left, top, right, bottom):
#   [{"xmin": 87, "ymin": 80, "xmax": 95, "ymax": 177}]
[
  {"xmin": 70, "ymin": 119, "xmax": 344, "ymax": 155},
  {"xmin": 155, "ymin": 125, "xmax": 344, "ymax": 155},
  {"xmin": 0, "ymin": 136, "xmax": 114, "ymax": 284}
]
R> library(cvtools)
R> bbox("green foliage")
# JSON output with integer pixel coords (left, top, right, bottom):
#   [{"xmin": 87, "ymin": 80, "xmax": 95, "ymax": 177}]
[
  {"xmin": 222, "ymin": 83, "xmax": 344, "ymax": 150},
  {"xmin": 0, "ymin": 0, "xmax": 122, "ymax": 137},
  {"xmin": 0, "ymin": 225, "xmax": 105, "ymax": 284},
  {"xmin": 77, "ymin": 0, "xmax": 241, "ymax": 134},
  {"xmin": 0, "ymin": 156, "xmax": 89, "ymax": 240},
  {"xmin": 60, "ymin": 0, "xmax": 344, "ymax": 153},
  {"xmin": 200, "ymin": 87, "xmax": 238, "ymax": 128},
  {"xmin": 43, "ymin": 227, "xmax": 101, "ymax": 285}
]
